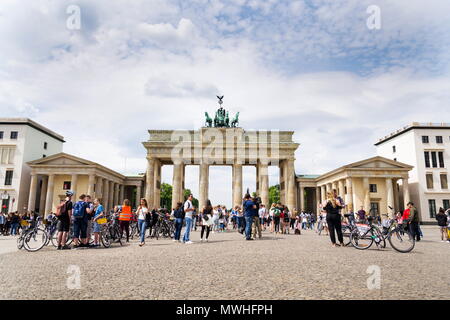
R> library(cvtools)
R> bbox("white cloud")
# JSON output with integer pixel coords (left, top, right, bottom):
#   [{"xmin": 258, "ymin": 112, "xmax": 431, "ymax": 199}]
[{"xmin": 0, "ymin": 0, "xmax": 449, "ymax": 207}]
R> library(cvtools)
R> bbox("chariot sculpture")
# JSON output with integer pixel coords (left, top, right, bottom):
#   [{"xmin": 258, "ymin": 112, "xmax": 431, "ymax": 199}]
[{"xmin": 204, "ymin": 96, "xmax": 240, "ymax": 128}]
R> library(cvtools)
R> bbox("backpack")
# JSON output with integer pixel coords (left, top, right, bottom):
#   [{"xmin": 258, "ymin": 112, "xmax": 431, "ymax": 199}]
[
  {"xmin": 56, "ymin": 201, "xmax": 67, "ymax": 217},
  {"xmin": 274, "ymin": 208, "xmax": 281, "ymax": 217},
  {"xmin": 73, "ymin": 201, "xmax": 86, "ymax": 219}
]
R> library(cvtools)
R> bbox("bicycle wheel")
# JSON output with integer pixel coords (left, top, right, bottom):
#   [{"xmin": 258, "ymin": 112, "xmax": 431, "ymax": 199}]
[
  {"xmin": 388, "ymin": 227, "xmax": 415, "ymax": 253},
  {"xmin": 17, "ymin": 234, "xmax": 25, "ymax": 250},
  {"xmin": 373, "ymin": 227, "xmax": 386, "ymax": 249},
  {"xmin": 350, "ymin": 228, "xmax": 374, "ymax": 250},
  {"xmin": 101, "ymin": 232, "xmax": 111, "ymax": 248},
  {"xmin": 24, "ymin": 228, "xmax": 48, "ymax": 252},
  {"xmin": 341, "ymin": 225, "xmax": 352, "ymax": 246}
]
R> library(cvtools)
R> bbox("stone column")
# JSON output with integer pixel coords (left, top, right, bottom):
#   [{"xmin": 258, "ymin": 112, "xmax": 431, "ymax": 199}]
[
  {"xmin": 393, "ymin": 179, "xmax": 399, "ymax": 212},
  {"xmin": 103, "ymin": 178, "xmax": 109, "ymax": 211},
  {"xmin": 279, "ymin": 160, "xmax": 286, "ymax": 204},
  {"xmin": 145, "ymin": 158, "xmax": 155, "ymax": 208},
  {"xmin": 320, "ymin": 185, "xmax": 326, "ymax": 202},
  {"xmin": 27, "ymin": 173, "xmax": 38, "ymax": 213},
  {"xmin": 199, "ymin": 162, "xmax": 209, "ymax": 209},
  {"xmin": 172, "ymin": 162, "xmax": 183, "ymax": 210},
  {"xmin": 153, "ymin": 159, "xmax": 161, "ymax": 209},
  {"xmin": 315, "ymin": 187, "xmax": 320, "ymax": 214},
  {"xmin": 39, "ymin": 175, "xmax": 48, "ymax": 215},
  {"xmin": 402, "ymin": 177, "xmax": 410, "ymax": 209},
  {"xmin": 345, "ymin": 177, "xmax": 353, "ymax": 213},
  {"xmin": 180, "ymin": 164, "xmax": 185, "ymax": 203},
  {"xmin": 286, "ymin": 159, "xmax": 296, "ymax": 211},
  {"xmin": 119, "ymin": 184, "xmax": 124, "ymax": 205},
  {"xmin": 386, "ymin": 178, "xmax": 394, "ymax": 217},
  {"xmin": 44, "ymin": 174, "xmax": 55, "ymax": 215},
  {"xmin": 114, "ymin": 182, "xmax": 120, "ymax": 207},
  {"xmin": 260, "ymin": 161, "xmax": 269, "ymax": 207},
  {"xmin": 108, "ymin": 181, "xmax": 114, "ymax": 210},
  {"xmin": 338, "ymin": 180, "xmax": 344, "ymax": 198},
  {"xmin": 256, "ymin": 164, "xmax": 260, "ymax": 196},
  {"xmin": 363, "ymin": 177, "xmax": 371, "ymax": 213},
  {"xmin": 232, "ymin": 163, "xmax": 243, "ymax": 208},
  {"xmin": 299, "ymin": 186, "xmax": 305, "ymax": 211},
  {"xmin": 96, "ymin": 176, "xmax": 103, "ymax": 200},
  {"xmin": 331, "ymin": 181, "xmax": 337, "ymax": 193},
  {"xmin": 136, "ymin": 184, "xmax": 142, "ymax": 208},
  {"xmin": 87, "ymin": 174, "xmax": 95, "ymax": 198},
  {"xmin": 71, "ymin": 174, "xmax": 78, "ymax": 200}
]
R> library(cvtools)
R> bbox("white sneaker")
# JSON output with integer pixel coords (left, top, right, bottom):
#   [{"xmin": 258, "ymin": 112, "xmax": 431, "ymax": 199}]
[
  {"xmin": 205, "ymin": 239, "xmax": 208, "ymax": 242},
  {"xmin": 200, "ymin": 238, "xmax": 204, "ymax": 242},
  {"xmin": 186, "ymin": 241, "xmax": 194, "ymax": 244},
  {"xmin": 173, "ymin": 239, "xmax": 177, "ymax": 242}
]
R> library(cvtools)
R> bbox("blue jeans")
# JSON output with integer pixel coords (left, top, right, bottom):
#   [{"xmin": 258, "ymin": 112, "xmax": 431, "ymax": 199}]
[
  {"xmin": 11, "ymin": 223, "xmax": 19, "ymax": 235},
  {"xmin": 174, "ymin": 218, "xmax": 183, "ymax": 240},
  {"xmin": 244, "ymin": 216, "xmax": 253, "ymax": 240},
  {"xmin": 183, "ymin": 217, "xmax": 192, "ymax": 242},
  {"xmin": 138, "ymin": 219, "xmax": 146, "ymax": 243},
  {"xmin": 191, "ymin": 217, "xmax": 197, "ymax": 231}
]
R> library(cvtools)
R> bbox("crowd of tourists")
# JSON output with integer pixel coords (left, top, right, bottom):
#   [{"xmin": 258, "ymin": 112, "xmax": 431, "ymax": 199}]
[{"xmin": 3, "ymin": 187, "xmax": 450, "ymax": 249}]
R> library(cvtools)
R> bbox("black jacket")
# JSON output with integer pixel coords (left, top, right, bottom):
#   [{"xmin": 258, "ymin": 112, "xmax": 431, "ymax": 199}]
[{"xmin": 436, "ymin": 213, "xmax": 448, "ymax": 227}]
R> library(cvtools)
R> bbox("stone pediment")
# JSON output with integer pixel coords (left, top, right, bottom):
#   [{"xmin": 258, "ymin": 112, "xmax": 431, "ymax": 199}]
[
  {"xmin": 28, "ymin": 153, "xmax": 95, "ymax": 166},
  {"xmin": 345, "ymin": 156, "xmax": 412, "ymax": 170}
]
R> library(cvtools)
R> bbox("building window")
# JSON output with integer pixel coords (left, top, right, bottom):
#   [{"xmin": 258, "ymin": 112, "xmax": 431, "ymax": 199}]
[
  {"xmin": 424, "ymin": 152, "xmax": 430, "ymax": 168},
  {"xmin": 428, "ymin": 199, "xmax": 436, "ymax": 218},
  {"xmin": 369, "ymin": 184, "xmax": 377, "ymax": 193},
  {"xmin": 10, "ymin": 131, "xmax": 18, "ymax": 139},
  {"xmin": 441, "ymin": 174, "xmax": 448, "ymax": 189},
  {"xmin": 394, "ymin": 158, "xmax": 397, "ymax": 161},
  {"xmin": 431, "ymin": 151, "xmax": 438, "ymax": 168},
  {"xmin": 0, "ymin": 131, "xmax": 3, "ymax": 139},
  {"xmin": 422, "ymin": 136, "xmax": 429, "ymax": 143},
  {"xmin": 392, "ymin": 146, "xmax": 396, "ymax": 153},
  {"xmin": 370, "ymin": 202, "xmax": 379, "ymax": 216},
  {"xmin": 443, "ymin": 200, "xmax": 450, "ymax": 210},
  {"xmin": 43, "ymin": 154, "xmax": 46, "ymax": 158},
  {"xmin": 438, "ymin": 151, "xmax": 445, "ymax": 168},
  {"xmin": 4, "ymin": 170, "xmax": 13, "ymax": 185},
  {"xmin": 63, "ymin": 181, "xmax": 71, "ymax": 190},
  {"xmin": 44, "ymin": 142, "xmax": 48, "ymax": 150},
  {"xmin": 436, "ymin": 136, "xmax": 443, "ymax": 143},
  {"xmin": 426, "ymin": 173, "xmax": 434, "ymax": 189}
]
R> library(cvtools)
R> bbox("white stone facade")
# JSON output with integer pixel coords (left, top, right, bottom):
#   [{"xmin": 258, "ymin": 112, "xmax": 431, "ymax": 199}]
[
  {"xmin": 376, "ymin": 122, "xmax": 450, "ymax": 223},
  {"xmin": 0, "ymin": 119, "xmax": 64, "ymax": 213}
]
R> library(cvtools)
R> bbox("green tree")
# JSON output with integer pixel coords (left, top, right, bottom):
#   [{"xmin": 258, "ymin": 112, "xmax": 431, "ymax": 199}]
[
  {"xmin": 160, "ymin": 183, "xmax": 172, "ymax": 210},
  {"xmin": 268, "ymin": 184, "xmax": 280, "ymax": 206}
]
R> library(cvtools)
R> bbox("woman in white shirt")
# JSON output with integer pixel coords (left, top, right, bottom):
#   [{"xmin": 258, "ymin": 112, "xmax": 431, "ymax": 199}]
[
  {"xmin": 136, "ymin": 198, "xmax": 149, "ymax": 246},
  {"xmin": 201, "ymin": 200, "xmax": 214, "ymax": 242}
]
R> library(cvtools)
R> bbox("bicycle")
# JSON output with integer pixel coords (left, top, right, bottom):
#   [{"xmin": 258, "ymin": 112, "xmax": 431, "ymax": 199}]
[
  {"xmin": 17, "ymin": 218, "xmax": 49, "ymax": 252},
  {"xmin": 350, "ymin": 216, "xmax": 415, "ymax": 253}
]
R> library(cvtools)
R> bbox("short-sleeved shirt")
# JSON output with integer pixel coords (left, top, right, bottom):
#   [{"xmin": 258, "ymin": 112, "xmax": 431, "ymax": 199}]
[
  {"xmin": 184, "ymin": 200, "xmax": 193, "ymax": 219},
  {"xmin": 94, "ymin": 204, "xmax": 104, "ymax": 218},
  {"xmin": 59, "ymin": 201, "xmax": 73, "ymax": 220}
]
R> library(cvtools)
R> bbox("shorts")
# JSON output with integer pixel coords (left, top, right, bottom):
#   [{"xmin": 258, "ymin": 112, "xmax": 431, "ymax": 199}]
[
  {"xmin": 93, "ymin": 222, "xmax": 101, "ymax": 233},
  {"xmin": 57, "ymin": 218, "xmax": 70, "ymax": 232},
  {"xmin": 73, "ymin": 218, "xmax": 87, "ymax": 239},
  {"xmin": 439, "ymin": 226, "xmax": 447, "ymax": 231}
]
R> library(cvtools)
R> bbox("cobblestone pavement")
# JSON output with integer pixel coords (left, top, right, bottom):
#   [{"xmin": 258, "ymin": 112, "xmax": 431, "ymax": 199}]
[{"xmin": 0, "ymin": 226, "xmax": 449, "ymax": 300}]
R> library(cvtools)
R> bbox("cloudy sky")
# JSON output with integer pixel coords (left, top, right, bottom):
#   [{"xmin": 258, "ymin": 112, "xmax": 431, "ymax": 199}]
[{"xmin": 1, "ymin": 0, "xmax": 450, "ymax": 206}]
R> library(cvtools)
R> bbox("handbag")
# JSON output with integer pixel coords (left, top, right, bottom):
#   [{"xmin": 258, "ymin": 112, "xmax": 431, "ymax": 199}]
[{"xmin": 96, "ymin": 217, "xmax": 107, "ymax": 225}]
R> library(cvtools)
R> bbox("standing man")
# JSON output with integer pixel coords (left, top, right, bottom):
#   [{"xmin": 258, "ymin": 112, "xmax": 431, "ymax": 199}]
[
  {"xmin": 405, "ymin": 202, "xmax": 421, "ymax": 241},
  {"xmin": 182, "ymin": 194, "xmax": 195, "ymax": 244},
  {"xmin": 0, "ymin": 212, "xmax": 5, "ymax": 235},
  {"xmin": 56, "ymin": 191, "xmax": 73, "ymax": 250},
  {"xmin": 252, "ymin": 198, "xmax": 262, "ymax": 239},
  {"xmin": 72, "ymin": 194, "xmax": 92, "ymax": 248},
  {"xmin": 85, "ymin": 195, "xmax": 95, "ymax": 247},
  {"xmin": 243, "ymin": 194, "xmax": 255, "ymax": 241}
]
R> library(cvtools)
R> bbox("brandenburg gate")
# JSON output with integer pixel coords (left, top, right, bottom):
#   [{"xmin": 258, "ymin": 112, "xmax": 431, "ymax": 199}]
[{"xmin": 143, "ymin": 97, "xmax": 299, "ymax": 210}]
